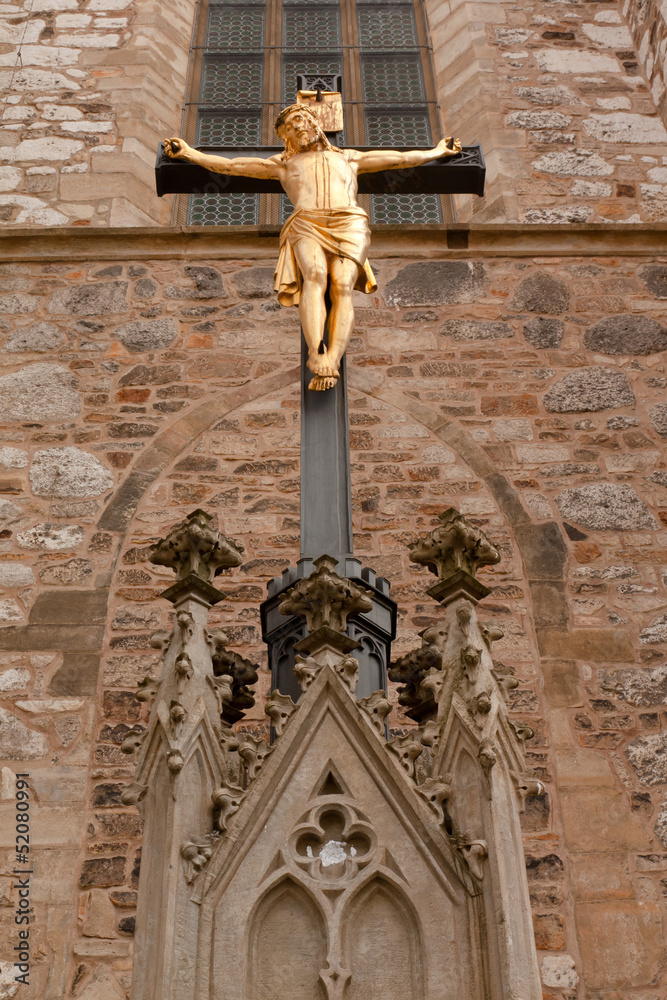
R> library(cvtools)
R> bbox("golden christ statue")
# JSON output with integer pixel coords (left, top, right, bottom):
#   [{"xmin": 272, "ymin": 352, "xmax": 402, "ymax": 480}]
[{"xmin": 165, "ymin": 104, "xmax": 461, "ymax": 391}]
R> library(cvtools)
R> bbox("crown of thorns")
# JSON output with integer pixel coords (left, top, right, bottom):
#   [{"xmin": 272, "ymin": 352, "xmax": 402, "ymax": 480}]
[{"xmin": 274, "ymin": 104, "xmax": 320, "ymax": 134}]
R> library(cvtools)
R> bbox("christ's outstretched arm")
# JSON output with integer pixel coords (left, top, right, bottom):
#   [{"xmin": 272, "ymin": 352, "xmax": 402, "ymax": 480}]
[
  {"xmin": 352, "ymin": 136, "xmax": 462, "ymax": 174},
  {"xmin": 164, "ymin": 137, "xmax": 282, "ymax": 181}
]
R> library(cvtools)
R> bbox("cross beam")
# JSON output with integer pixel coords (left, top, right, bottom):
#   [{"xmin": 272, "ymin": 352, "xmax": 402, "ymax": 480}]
[{"xmin": 154, "ymin": 143, "xmax": 486, "ymax": 198}]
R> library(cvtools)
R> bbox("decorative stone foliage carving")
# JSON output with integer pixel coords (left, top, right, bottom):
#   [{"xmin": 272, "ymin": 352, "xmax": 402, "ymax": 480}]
[
  {"xmin": 150, "ymin": 507, "xmax": 243, "ymax": 584},
  {"xmin": 358, "ymin": 690, "xmax": 392, "ymax": 734},
  {"xmin": 409, "ymin": 506, "xmax": 500, "ymax": 602},
  {"xmin": 265, "ymin": 690, "xmax": 298, "ymax": 736},
  {"xmin": 279, "ymin": 554, "xmax": 373, "ymax": 633},
  {"xmin": 207, "ymin": 627, "xmax": 259, "ymax": 724},
  {"xmin": 212, "ymin": 779, "xmax": 245, "ymax": 833}
]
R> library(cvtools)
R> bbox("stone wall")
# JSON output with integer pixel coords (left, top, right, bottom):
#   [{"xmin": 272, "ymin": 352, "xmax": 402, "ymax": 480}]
[
  {"xmin": 0, "ymin": 0, "xmax": 193, "ymax": 228},
  {"xmin": 427, "ymin": 0, "xmax": 667, "ymax": 223},
  {"xmin": 624, "ymin": 0, "xmax": 667, "ymax": 122},
  {"xmin": 2, "ymin": 0, "xmax": 667, "ymax": 229},
  {"xmin": 0, "ymin": 227, "xmax": 667, "ymax": 998}
]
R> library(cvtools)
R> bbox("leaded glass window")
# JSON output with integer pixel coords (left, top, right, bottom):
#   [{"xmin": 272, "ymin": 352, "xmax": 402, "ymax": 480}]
[{"xmin": 183, "ymin": 0, "xmax": 447, "ymax": 226}]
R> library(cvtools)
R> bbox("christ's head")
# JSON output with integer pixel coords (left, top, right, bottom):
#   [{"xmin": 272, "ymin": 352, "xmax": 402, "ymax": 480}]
[{"xmin": 274, "ymin": 104, "xmax": 343, "ymax": 162}]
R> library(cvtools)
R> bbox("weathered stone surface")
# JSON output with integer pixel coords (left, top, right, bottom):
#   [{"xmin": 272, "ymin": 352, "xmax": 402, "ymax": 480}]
[
  {"xmin": 113, "ymin": 319, "xmax": 177, "ymax": 353},
  {"xmin": 17, "ymin": 523, "xmax": 84, "ymax": 550},
  {"xmin": 111, "ymin": 606, "xmax": 161, "ymax": 631},
  {"xmin": 30, "ymin": 590, "xmax": 107, "ymax": 625},
  {"xmin": 233, "ymin": 267, "xmax": 275, "ymax": 298},
  {"xmin": 626, "ymin": 732, "xmax": 667, "ymax": 785},
  {"xmin": 79, "ymin": 857, "xmax": 126, "ymax": 888},
  {"xmin": 532, "ymin": 150, "xmax": 613, "ymax": 176},
  {"xmin": 508, "ymin": 111, "xmax": 571, "ymax": 129},
  {"xmin": 3, "ymin": 321, "xmax": 65, "ymax": 352},
  {"xmin": 0, "ymin": 600, "xmax": 23, "ymax": 622},
  {"xmin": 655, "ymin": 802, "xmax": 667, "ymax": 848},
  {"xmin": 540, "ymin": 954, "xmax": 578, "ymax": 990},
  {"xmin": 523, "ymin": 316, "xmax": 563, "ymax": 348},
  {"xmin": 166, "ymin": 266, "xmax": 225, "ymax": 300},
  {"xmin": 118, "ymin": 365, "xmax": 181, "ymax": 386},
  {"xmin": 0, "ymin": 563, "xmax": 34, "ymax": 587},
  {"xmin": 515, "ymin": 84, "xmax": 584, "ymax": 105},
  {"xmin": 0, "ymin": 500, "xmax": 21, "ymax": 522},
  {"xmin": 638, "ymin": 264, "xmax": 667, "ymax": 299},
  {"xmin": 584, "ymin": 314, "xmax": 667, "ymax": 355},
  {"xmin": 0, "ymin": 706, "xmax": 48, "ymax": 759},
  {"xmin": 601, "ymin": 663, "xmax": 667, "ymax": 706},
  {"xmin": 0, "ymin": 667, "xmax": 30, "ymax": 691},
  {"xmin": 48, "ymin": 281, "xmax": 128, "ymax": 316},
  {"xmin": 82, "ymin": 888, "xmax": 117, "ymax": 938},
  {"xmin": 554, "ymin": 484, "xmax": 658, "ymax": 530},
  {"xmin": 0, "ymin": 447, "xmax": 27, "ymax": 469},
  {"xmin": 511, "ymin": 271, "xmax": 569, "ymax": 313},
  {"xmin": 0, "ymin": 363, "xmax": 80, "ymax": 422},
  {"xmin": 0, "ymin": 963, "xmax": 19, "ymax": 1000},
  {"xmin": 49, "ymin": 653, "xmax": 100, "ymax": 696},
  {"xmin": 583, "ymin": 112, "xmax": 667, "ymax": 144},
  {"xmin": 438, "ymin": 319, "xmax": 513, "ymax": 341},
  {"xmin": 383, "ymin": 262, "xmax": 485, "ymax": 307},
  {"xmin": 646, "ymin": 471, "xmax": 667, "ymax": 489},
  {"xmin": 544, "ymin": 368, "xmax": 635, "ymax": 413},
  {"xmin": 0, "ymin": 294, "xmax": 39, "ymax": 314},
  {"xmin": 639, "ymin": 613, "xmax": 667, "ymax": 645},
  {"xmin": 39, "ymin": 558, "xmax": 93, "ymax": 585},
  {"xmin": 30, "ymin": 447, "xmax": 114, "ymax": 498},
  {"xmin": 648, "ymin": 402, "xmax": 667, "ymax": 437}
]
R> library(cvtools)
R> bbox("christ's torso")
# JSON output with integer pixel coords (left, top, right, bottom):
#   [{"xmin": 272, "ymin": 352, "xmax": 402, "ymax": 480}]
[{"xmin": 278, "ymin": 148, "xmax": 360, "ymax": 212}]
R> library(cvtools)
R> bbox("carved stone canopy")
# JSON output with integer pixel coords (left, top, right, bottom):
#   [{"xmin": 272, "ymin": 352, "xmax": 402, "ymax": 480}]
[
  {"xmin": 279, "ymin": 554, "xmax": 374, "ymax": 634},
  {"xmin": 409, "ymin": 508, "xmax": 500, "ymax": 605},
  {"xmin": 151, "ymin": 509, "xmax": 244, "ymax": 585}
]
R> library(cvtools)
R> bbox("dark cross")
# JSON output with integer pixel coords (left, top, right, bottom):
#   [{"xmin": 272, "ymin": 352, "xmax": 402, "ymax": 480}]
[{"xmin": 155, "ymin": 133, "xmax": 485, "ymax": 700}]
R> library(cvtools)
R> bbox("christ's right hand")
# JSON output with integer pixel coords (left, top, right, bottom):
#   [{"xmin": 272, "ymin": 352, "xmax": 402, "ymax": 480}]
[{"xmin": 165, "ymin": 137, "xmax": 196, "ymax": 161}]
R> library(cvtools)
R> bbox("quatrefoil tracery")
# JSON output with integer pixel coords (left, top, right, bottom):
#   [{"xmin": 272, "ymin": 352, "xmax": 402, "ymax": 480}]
[{"xmin": 290, "ymin": 802, "xmax": 376, "ymax": 881}]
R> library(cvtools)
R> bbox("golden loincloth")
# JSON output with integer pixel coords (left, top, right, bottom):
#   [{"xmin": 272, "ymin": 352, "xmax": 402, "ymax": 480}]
[{"xmin": 273, "ymin": 207, "xmax": 378, "ymax": 307}]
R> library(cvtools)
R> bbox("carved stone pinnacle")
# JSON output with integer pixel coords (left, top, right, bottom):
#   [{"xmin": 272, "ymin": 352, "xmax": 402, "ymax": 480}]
[
  {"xmin": 409, "ymin": 507, "xmax": 500, "ymax": 605},
  {"xmin": 150, "ymin": 509, "xmax": 244, "ymax": 603},
  {"xmin": 279, "ymin": 554, "xmax": 373, "ymax": 634}
]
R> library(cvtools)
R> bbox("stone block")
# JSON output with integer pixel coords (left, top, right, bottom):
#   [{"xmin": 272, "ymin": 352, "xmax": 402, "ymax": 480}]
[
  {"xmin": 30, "ymin": 766, "xmax": 87, "ymax": 804},
  {"xmin": 79, "ymin": 856, "xmax": 126, "ymax": 888},
  {"xmin": 82, "ymin": 889, "xmax": 117, "ymax": 938},
  {"xmin": 0, "ymin": 705, "xmax": 49, "ymax": 760},
  {"xmin": 554, "ymin": 483, "xmax": 658, "ymax": 531},
  {"xmin": 569, "ymin": 852, "xmax": 634, "ymax": 901},
  {"xmin": 511, "ymin": 271, "xmax": 569, "ymax": 313},
  {"xmin": 537, "ymin": 628, "xmax": 632, "ymax": 661},
  {"xmin": 0, "ymin": 363, "xmax": 80, "ymax": 423},
  {"xmin": 584, "ymin": 314, "xmax": 667, "ymax": 355},
  {"xmin": 541, "ymin": 659, "xmax": 583, "ymax": 708},
  {"xmin": 30, "ymin": 447, "xmax": 114, "ymax": 498},
  {"xmin": 383, "ymin": 261, "xmax": 486, "ymax": 307},
  {"xmin": 516, "ymin": 520, "xmax": 567, "ymax": 581},
  {"xmin": 559, "ymin": 788, "xmax": 649, "ymax": 852},
  {"xmin": 48, "ymin": 653, "xmax": 100, "ymax": 695},
  {"xmin": 48, "ymin": 281, "xmax": 128, "ymax": 316},
  {"xmin": 575, "ymin": 901, "xmax": 664, "ymax": 989},
  {"xmin": 30, "ymin": 590, "xmax": 108, "ymax": 626},
  {"xmin": 544, "ymin": 368, "xmax": 634, "ymax": 413}
]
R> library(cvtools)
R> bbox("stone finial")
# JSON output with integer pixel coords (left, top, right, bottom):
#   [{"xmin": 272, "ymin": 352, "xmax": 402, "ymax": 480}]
[
  {"xmin": 409, "ymin": 507, "xmax": 500, "ymax": 604},
  {"xmin": 150, "ymin": 509, "xmax": 244, "ymax": 603},
  {"xmin": 279, "ymin": 554, "xmax": 373, "ymax": 636}
]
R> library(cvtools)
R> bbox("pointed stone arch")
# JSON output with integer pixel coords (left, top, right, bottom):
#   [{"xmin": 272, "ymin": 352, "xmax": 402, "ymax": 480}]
[
  {"xmin": 247, "ymin": 877, "xmax": 328, "ymax": 1000},
  {"xmin": 341, "ymin": 873, "xmax": 424, "ymax": 1000}
]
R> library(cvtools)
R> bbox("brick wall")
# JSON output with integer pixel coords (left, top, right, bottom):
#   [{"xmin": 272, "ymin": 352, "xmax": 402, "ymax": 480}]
[{"xmin": 0, "ymin": 229, "xmax": 666, "ymax": 997}]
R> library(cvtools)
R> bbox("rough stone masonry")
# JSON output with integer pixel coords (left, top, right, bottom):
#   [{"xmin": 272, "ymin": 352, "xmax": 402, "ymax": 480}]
[{"xmin": 0, "ymin": 231, "xmax": 666, "ymax": 998}]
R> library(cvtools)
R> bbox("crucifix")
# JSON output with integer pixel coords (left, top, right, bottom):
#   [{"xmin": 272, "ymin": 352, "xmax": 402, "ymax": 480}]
[{"xmin": 155, "ymin": 91, "xmax": 485, "ymax": 698}]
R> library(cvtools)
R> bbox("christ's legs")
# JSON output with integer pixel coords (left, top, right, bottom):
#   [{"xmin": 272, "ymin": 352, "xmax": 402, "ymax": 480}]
[
  {"xmin": 327, "ymin": 256, "xmax": 359, "ymax": 375},
  {"xmin": 292, "ymin": 237, "xmax": 336, "ymax": 385}
]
